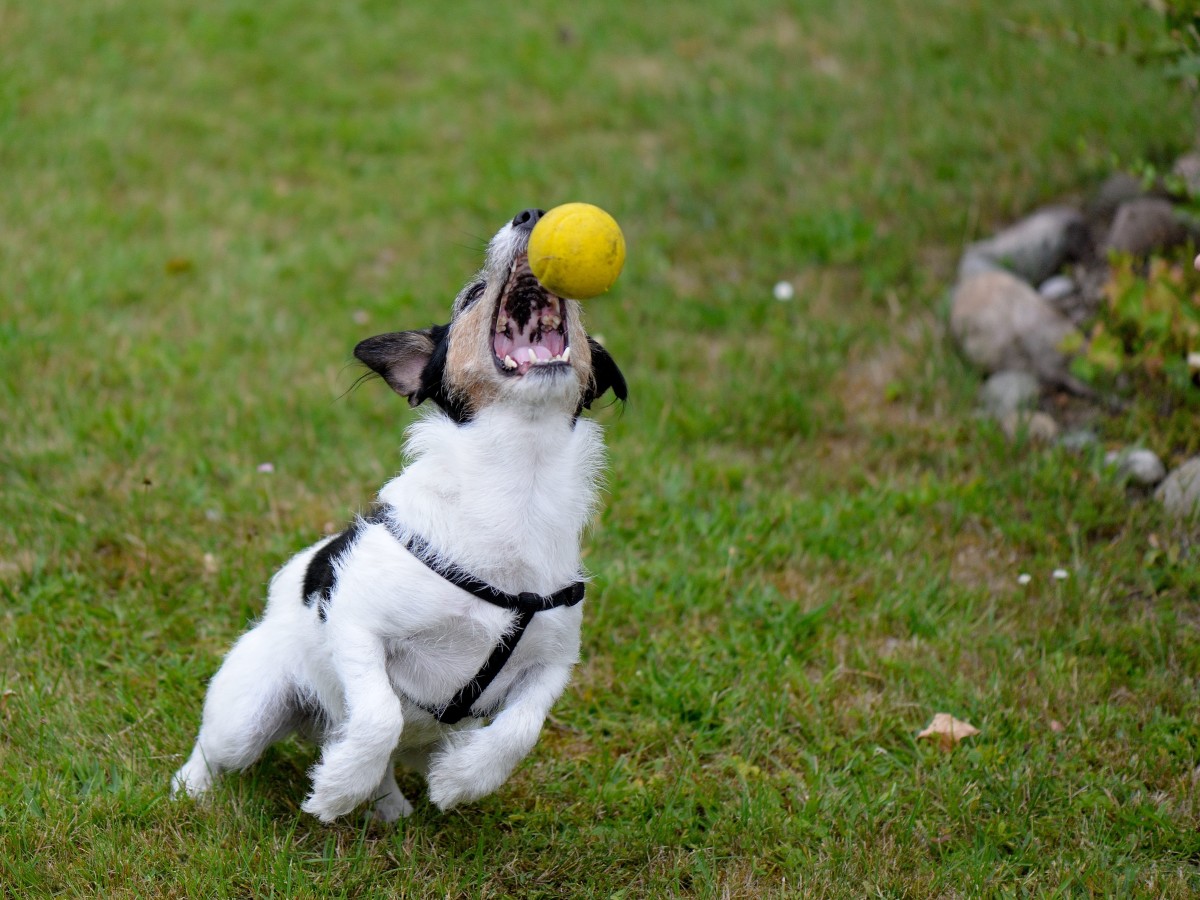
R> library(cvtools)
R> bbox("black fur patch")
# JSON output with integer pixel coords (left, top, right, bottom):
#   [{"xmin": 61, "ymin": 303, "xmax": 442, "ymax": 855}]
[
  {"xmin": 579, "ymin": 337, "xmax": 628, "ymax": 412},
  {"xmin": 302, "ymin": 521, "xmax": 365, "ymax": 622},
  {"xmin": 354, "ymin": 325, "xmax": 474, "ymax": 425},
  {"xmin": 416, "ymin": 323, "xmax": 473, "ymax": 424}
]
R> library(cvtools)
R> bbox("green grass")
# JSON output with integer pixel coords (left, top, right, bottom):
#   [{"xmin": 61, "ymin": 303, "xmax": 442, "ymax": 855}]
[{"xmin": 3, "ymin": 0, "xmax": 1199, "ymax": 896}]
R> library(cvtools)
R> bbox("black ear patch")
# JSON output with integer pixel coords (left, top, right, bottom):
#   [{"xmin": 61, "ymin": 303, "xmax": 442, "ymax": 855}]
[
  {"xmin": 580, "ymin": 336, "xmax": 628, "ymax": 410},
  {"xmin": 354, "ymin": 330, "xmax": 437, "ymax": 403},
  {"xmin": 416, "ymin": 323, "xmax": 472, "ymax": 423},
  {"xmin": 354, "ymin": 325, "xmax": 473, "ymax": 423}
]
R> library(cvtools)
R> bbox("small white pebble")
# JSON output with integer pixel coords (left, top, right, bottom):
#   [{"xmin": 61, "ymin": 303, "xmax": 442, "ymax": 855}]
[
  {"xmin": 773, "ymin": 280, "xmax": 795, "ymax": 301},
  {"xmin": 352, "ymin": 310, "xmax": 370, "ymax": 325},
  {"xmin": 257, "ymin": 462, "xmax": 275, "ymax": 474},
  {"xmin": 1018, "ymin": 573, "xmax": 1032, "ymax": 585},
  {"xmin": 1052, "ymin": 568, "xmax": 1068, "ymax": 580},
  {"xmin": 1188, "ymin": 351, "xmax": 1200, "ymax": 374}
]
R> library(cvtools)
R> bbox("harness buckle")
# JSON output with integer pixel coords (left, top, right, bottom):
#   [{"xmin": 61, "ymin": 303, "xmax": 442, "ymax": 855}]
[{"xmin": 518, "ymin": 591, "xmax": 544, "ymax": 610}]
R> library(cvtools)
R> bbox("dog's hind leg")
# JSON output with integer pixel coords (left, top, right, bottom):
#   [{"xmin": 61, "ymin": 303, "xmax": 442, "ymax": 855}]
[
  {"xmin": 370, "ymin": 764, "xmax": 414, "ymax": 822},
  {"xmin": 171, "ymin": 623, "xmax": 301, "ymax": 798}
]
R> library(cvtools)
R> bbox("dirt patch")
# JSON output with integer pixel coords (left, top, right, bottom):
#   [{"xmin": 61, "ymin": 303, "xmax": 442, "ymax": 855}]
[
  {"xmin": 947, "ymin": 530, "xmax": 1020, "ymax": 594},
  {"xmin": 834, "ymin": 316, "xmax": 935, "ymax": 431}
]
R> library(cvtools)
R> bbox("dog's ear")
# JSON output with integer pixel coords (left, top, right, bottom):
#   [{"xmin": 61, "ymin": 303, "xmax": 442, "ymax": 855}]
[
  {"xmin": 354, "ymin": 329, "xmax": 442, "ymax": 407},
  {"xmin": 581, "ymin": 336, "xmax": 628, "ymax": 410}
]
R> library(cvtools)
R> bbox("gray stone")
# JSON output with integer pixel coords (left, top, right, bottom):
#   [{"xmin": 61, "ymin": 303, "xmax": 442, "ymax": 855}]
[
  {"xmin": 1104, "ymin": 448, "xmax": 1167, "ymax": 486},
  {"xmin": 1156, "ymin": 457, "xmax": 1200, "ymax": 518},
  {"xmin": 1172, "ymin": 151, "xmax": 1200, "ymax": 197},
  {"xmin": 958, "ymin": 249, "xmax": 1006, "ymax": 280},
  {"xmin": 950, "ymin": 270, "xmax": 1081, "ymax": 383},
  {"xmin": 1063, "ymin": 261, "xmax": 1110, "ymax": 326},
  {"xmin": 1001, "ymin": 411, "xmax": 1059, "ymax": 444},
  {"xmin": 959, "ymin": 206, "xmax": 1090, "ymax": 285},
  {"xmin": 1037, "ymin": 274, "xmax": 1076, "ymax": 303},
  {"xmin": 1104, "ymin": 198, "xmax": 1188, "ymax": 257},
  {"xmin": 1058, "ymin": 428, "xmax": 1099, "ymax": 453},
  {"xmin": 1088, "ymin": 172, "xmax": 1149, "ymax": 220},
  {"xmin": 978, "ymin": 370, "xmax": 1040, "ymax": 419}
]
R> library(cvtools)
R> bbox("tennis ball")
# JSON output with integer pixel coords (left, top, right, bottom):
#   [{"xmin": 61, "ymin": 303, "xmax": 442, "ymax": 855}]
[{"xmin": 528, "ymin": 203, "xmax": 625, "ymax": 299}]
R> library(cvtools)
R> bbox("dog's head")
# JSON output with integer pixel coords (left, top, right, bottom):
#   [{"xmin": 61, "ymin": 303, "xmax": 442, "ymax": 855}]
[{"xmin": 355, "ymin": 209, "xmax": 627, "ymax": 423}]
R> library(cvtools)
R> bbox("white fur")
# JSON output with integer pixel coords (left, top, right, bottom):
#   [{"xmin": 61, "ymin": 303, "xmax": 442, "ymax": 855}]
[{"xmin": 172, "ymin": 213, "xmax": 615, "ymax": 822}]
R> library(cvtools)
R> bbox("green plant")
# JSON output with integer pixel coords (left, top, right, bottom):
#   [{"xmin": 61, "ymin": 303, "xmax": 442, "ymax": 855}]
[
  {"xmin": 1068, "ymin": 252, "xmax": 1200, "ymax": 395},
  {"xmin": 1161, "ymin": 1, "xmax": 1200, "ymax": 88}
]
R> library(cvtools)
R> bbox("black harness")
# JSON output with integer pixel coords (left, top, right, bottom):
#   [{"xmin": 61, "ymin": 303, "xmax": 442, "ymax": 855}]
[
  {"xmin": 386, "ymin": 524, "xmax": 585, "ymax": 725},
  {"xmin": 302, "ymin": 511, "xmax": 586, "ymax": 725}
]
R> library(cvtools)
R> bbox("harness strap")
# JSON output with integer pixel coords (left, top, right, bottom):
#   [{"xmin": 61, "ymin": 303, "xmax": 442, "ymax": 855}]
[
  {"xmin": 433, "ymin": 607, "xmax": 536, "ymax": 725},
  {"xmin": 380, "ymin": 514, "xmax": 585, "ymax": 725},
  {"xmin": 401, "ymin": 531, "xmax": 587, "ymax": 613}
]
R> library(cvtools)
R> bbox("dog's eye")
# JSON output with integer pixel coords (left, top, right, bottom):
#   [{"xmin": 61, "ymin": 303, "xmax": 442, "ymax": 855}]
[{"xmin": 460, "ymin": 281, "xmax": 485, "ymax": 310}]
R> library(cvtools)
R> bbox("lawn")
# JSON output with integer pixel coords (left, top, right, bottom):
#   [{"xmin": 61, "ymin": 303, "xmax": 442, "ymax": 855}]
[{"xmin": 2, "ymin": 0, "xmax": 1199, "ymax": 896}]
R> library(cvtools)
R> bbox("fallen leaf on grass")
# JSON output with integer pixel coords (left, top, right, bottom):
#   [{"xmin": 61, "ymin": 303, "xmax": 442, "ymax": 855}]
[{"xmin": 917, "ymin": 713, "xmax": 980, "ymax": 750}]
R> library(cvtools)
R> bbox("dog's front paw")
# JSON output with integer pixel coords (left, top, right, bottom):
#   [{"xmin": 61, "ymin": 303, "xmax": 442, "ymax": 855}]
[
  {"xmin": 302, "ymin": 779, "xmax": 371, "ymax": 823},
  {"xmin": 303, "ymin": 743, "xmax": 390, "ymax": 822},
  {"xmin": 170, "ymin": 756, "xmax": 214, "ymax": 799},
  {"xmin": 426, "ymin": 735, "xmax": 514, "ymax": 811},
  {"xmin": 426, "ymin": 765, "xmax": 489, "ymax": 811}
]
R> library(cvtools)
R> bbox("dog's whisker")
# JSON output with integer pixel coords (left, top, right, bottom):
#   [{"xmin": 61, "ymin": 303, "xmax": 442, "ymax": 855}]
[{"xmin": 336, "ymin": 368, "xmax": 380, "ymax": 402}]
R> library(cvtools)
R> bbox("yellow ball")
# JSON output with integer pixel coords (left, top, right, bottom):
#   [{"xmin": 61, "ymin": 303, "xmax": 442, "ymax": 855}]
[{"xmin": 528, "ymin": 203, "xmax": 626, "ymax": 299}]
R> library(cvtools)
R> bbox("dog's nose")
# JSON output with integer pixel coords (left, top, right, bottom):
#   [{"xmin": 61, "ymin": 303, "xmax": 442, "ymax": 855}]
[{"xmin": 512, "ymin": 208, "xmax": 546, "ymax": 230}]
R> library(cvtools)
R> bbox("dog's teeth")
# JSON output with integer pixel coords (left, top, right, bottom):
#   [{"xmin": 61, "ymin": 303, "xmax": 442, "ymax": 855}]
[
  {"xmin": 562, "ymin": 346, "xmax": 571, "ymax": 363},
  {"xmin": 503, "ymin": 355, "xmax": 517, "ymax": 369}
]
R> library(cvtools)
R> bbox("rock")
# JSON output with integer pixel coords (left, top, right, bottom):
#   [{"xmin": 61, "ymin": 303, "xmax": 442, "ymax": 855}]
[
  {"xmin": 1058, "ymin": 428, "xmax": 1099, "ymax": 453},
  {"xmin": 978, "ymin": 370, "xmax": 1040, "ymax": 419},
  {"xmin": 958, "ymin": 249, "xmax": 1006, "ymax": 280},
  {"xmin": 950, "ymin": 271, "xmax": 1081, "ymax": 383},
  {"xmin": 1088, "ymin": 172, "xmax": 1149, "ymax": 220},
  {"xmin": 1156, "ymin": 457, "xmax": 1200, "ymax": 518},
  {"xmin": 1001, "ymin": 410, "xmax": 1059, "ymax": 444},
  {"xmin": 1038, "ymin": 274, "xmax": 1076, "ymax": 303},
  {"xmin": 1068, "ymin": 260, "xmax": 1111, "ymax": 325},
  {"xmin": 1036, "ymin": 273, "xmax": 1083, "ymax": 321},
  {"xmin": 1171, "ymin": 151, "xmax": 1200, "ymax": 197},
  {"xmin": 1104, "ymin": 448, "xmax": 1167, "ymax": 486},
  {"xmin": 959, "ymin": 206, "xmax": 1090, "ymax": 285},
  {"xmin": 1104, "ymin": 198, "xmax": 1188, "ymax": 257}
]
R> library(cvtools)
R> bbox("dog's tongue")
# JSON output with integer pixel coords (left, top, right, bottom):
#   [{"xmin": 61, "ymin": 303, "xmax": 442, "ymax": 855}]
[
  {"xmin": 494, "ymin": 316, "xmax": 567, "ymax": 374},
  {"xmin": 494, "ymin": 338, "xmax": 556, "ymax": 374}
]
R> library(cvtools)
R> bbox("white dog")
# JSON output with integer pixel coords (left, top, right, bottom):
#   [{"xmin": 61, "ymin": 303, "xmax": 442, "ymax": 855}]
[{"xmin": 171, "ymin": 209, "xmax": 626, "ymax": 821}]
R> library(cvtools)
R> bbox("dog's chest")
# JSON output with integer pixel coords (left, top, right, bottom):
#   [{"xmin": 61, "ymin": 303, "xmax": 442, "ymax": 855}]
[{"xmin": 383, "ymin": 601, "xmax": 581, "ymax": 710}]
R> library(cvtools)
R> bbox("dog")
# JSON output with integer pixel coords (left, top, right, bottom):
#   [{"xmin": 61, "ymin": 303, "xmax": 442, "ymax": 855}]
[{"xmin": 171, "ymin": 208, "xmax": 627, "ymax": 821}]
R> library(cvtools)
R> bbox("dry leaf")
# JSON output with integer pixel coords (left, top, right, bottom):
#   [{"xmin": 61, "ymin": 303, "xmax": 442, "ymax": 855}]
[{"xmin": 917, "ymin": 712, "xmax": 980, "ymax": 750}]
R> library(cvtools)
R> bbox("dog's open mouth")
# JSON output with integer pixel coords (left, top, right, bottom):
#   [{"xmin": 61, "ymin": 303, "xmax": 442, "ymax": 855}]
[{"xmin": 492, "ymin": 254, "xmax": 569, "ymax": 377}]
